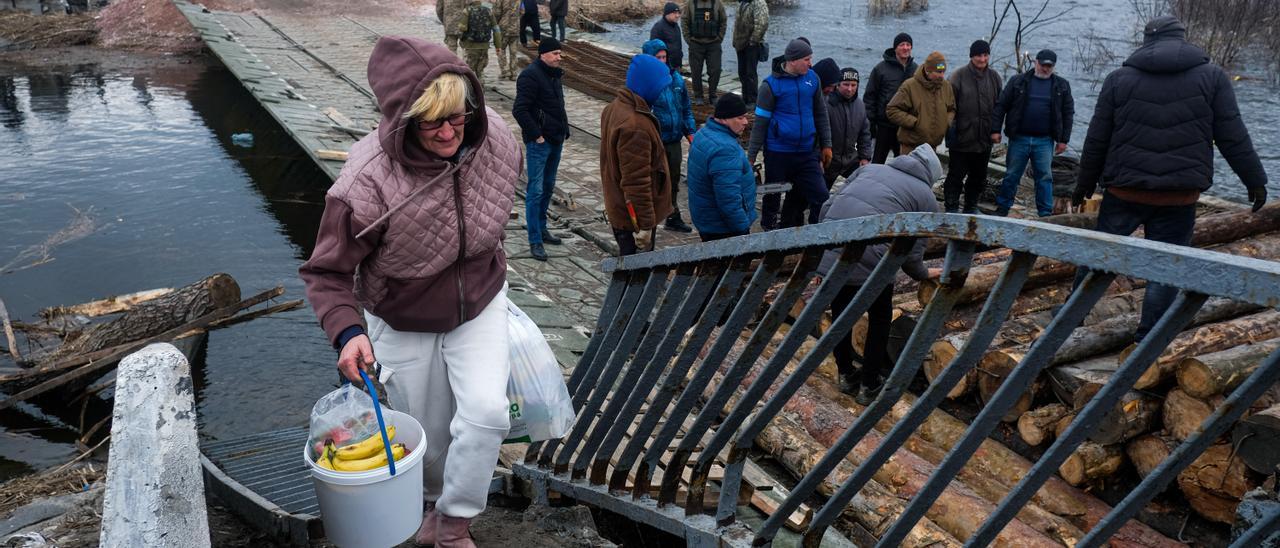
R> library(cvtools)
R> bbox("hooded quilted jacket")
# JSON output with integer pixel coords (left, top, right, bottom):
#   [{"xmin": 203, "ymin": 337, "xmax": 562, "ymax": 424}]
[
  {"xmin": 817, "ymin": 145, "xmax": 942, "ymax": 284},
  {"xmin": 300, "ymin": 37, "xmax": 521, "ymax": 345},
  {"xmin": 1076, "ymin": 20, "xmax": 1266, "ymax": 198},
  {"xmin": 642, "ymin": 39, "xmax": 697, "ymax": 143}
]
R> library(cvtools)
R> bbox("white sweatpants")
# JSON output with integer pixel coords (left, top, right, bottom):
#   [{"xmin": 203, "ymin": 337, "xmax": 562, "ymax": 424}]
[{"xmin": 366, "ymin": 287, "xmax": 510, "ymax": 518}]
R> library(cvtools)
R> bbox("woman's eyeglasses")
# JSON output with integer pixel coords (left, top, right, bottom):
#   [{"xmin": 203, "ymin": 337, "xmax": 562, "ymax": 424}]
[{"xmin": 414, "ymin": 111, "xmax": 473, "ymax": 131}]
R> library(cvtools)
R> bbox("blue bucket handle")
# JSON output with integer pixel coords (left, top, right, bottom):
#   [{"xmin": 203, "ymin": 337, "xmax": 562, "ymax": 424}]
[{"xmin": 340, "ymin": 367, "xmax": 397, "ymax": 476}]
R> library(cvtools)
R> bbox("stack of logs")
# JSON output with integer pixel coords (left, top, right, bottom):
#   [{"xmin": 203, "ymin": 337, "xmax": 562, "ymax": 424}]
[
  {"xmin": 901, "ymin": 203, "xmax": 1280, "ymax": 528},
  {"xmin": 701, "ymin": 203, "xmax": 1280, "ymax": 544}
]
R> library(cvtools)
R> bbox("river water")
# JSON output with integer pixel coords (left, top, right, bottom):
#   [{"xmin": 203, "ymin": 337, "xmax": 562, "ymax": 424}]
[
  {"xmin": 604, "ymin": 0, "xmax": 1280, "ymax": 201},
  {"xmin": 0, "ymin": 59, "xmax": 339, "ymax": 481}
]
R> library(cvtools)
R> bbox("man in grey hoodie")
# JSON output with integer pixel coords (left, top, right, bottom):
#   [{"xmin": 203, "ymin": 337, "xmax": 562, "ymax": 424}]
[{"xmin": 818, "ymin": 143, "xmax": 942, "ymax": 404}]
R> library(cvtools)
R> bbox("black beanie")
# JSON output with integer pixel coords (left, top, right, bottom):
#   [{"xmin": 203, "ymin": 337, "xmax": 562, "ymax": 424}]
[
  {"xmin": 714, "ymin": 93, "xmax": 748, "ymax": 119},
  {"xmin": 538, "ymin": 37, "xmax": 562, "ymax": 55},
  {"xmin": 814, "ymin": 58, "xmax": 841, "ymax": 88},
  {"xmin": 664, "ymin": 2, "xmax": 680, "ymax": 15},
  {"xmin": 784, "ymin": 38, "xmax": 813, "ymax": 62},
  {"xmin": 969, "ymin": 39, "xmax": 990, "ymax": 57},
  {"xmin": 893, "ymin": 32, "xmax": 913, "ymax": 48}
]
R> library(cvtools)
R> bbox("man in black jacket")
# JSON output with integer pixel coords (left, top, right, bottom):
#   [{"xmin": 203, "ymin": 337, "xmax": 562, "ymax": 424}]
[
  {"xmin": 512, "ymin": 38, "xmax": 571, "ymax": 261},
  {"xmin": 990, "ymin": 49, "xmax": 1074, "ymax": 217},
  {"xmin": 1072, "ymin": 15, "xmax": 1268, "ymax": 343},
  {"xmin": 943, "ymin": 39, "xmax": 1002, "ymax": 213},
  {"xmin": 548, "ymin": 0, "xmax": 568, "ymax": 41},
  {"xmin": 864, "ymin": 32, "xmax": 916, "ymax": 164},
  {"xmin": 650, "ymin": 3, "xmax": 684, "ymax": 72}
]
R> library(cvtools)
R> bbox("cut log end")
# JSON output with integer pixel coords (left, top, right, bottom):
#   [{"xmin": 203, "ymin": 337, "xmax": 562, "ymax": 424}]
[
  {"xmin": 1019, "ymin": 404, "xmax": 1070, "ymax": 446},
  {"xmin": 1059, "ymin": 442, "xmax": 1124, "ymax": 486},
  {"xmin": 917, "ymin": 279, "xmax": 940, "ymax": 307},
  {"xmin": 977, "ymin": 351, "xmax": 1036, "ymax": 422},
  {"xmin": 925, "ymin": 340, "xmax": 971, "ymax": 399}
]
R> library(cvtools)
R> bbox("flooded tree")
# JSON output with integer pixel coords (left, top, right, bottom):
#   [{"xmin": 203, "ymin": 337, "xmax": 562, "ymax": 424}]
[
  {"xmin": 868, "ymin": 0, "xmax": 929, "ymax": 17},
  {"xmin": 1128, "ymin": 0, "xmax": 1280, "ymax": 71},
  {"xmin": 989, "ymin": 0, "xmax": 1074, "ymax": 74}
]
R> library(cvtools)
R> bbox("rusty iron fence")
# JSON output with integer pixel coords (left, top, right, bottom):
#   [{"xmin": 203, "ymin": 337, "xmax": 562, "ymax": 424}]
[{"xmin": 510, "ymin": 213, "xmax": 1280, "ymax": 547}]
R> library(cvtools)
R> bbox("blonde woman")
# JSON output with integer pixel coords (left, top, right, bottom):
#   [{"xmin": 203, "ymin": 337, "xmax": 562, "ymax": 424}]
[{"xmin": 300, "ymin": 36, "xmax": 522, "ymax": 548}]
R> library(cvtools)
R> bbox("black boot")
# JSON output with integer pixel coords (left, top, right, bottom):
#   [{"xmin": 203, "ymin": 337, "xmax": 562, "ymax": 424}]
[
  {"xmin": 665, "ymin": 212, "xmax": 693, "ymax": 233},
  {"xmin": 541, "ymin": 230, "xmax": 563, "ymax": 245},
  {"xmin": 530, "ymin": 243, "xmax": 548, "ymax": 261},
  {"xmin": 854, "ymin": 381, "xmax": 883, "ymax": 406}
]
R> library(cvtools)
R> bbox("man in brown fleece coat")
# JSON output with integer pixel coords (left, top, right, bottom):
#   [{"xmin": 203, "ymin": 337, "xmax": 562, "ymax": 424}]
[
  {"xmin": 887, "ymin": 51, "xmax": 956, "ymax": 156},
  {"xmin": 600, "ymin": 54, "xmax": 674, "ymax": 255}
]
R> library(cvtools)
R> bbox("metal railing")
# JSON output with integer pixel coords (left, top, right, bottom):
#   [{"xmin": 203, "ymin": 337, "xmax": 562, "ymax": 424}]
[{"xmin": 510, "ymin": 213, "xmax": 1280, "ymax": 547}]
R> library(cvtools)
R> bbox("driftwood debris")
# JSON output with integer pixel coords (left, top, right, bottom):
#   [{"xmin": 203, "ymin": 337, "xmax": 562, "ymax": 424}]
[{"xmin": 0, "ymin": 277, "xmax": 294, "ymax": 412}]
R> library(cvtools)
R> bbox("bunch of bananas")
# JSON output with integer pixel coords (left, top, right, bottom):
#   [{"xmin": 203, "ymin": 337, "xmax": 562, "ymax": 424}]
[{"xmin": 314, "ymin": 426, "xmax": 409, "ymax": 472}]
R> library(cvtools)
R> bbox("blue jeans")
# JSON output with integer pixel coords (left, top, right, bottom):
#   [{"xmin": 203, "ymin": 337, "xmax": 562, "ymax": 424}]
[
  {"xmin": 525, "ymin": 140, "xmax": 562, "ymax": 245},
  {"xmin": 549, "ymin": 16, "xmax": 566, "ymax": 41},
  {"xmin": 1072, "ymin": 192, "xmax": 1196, "ymax": 342},
  {"xmin": 996, "ymin": 135, "xmax": 1054, "ymax": 216}
]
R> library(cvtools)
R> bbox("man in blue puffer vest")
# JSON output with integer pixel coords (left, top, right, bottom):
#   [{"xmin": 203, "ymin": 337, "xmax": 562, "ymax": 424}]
[
  {"xmin": 748, "ymin": 38, "xmax": 833, "ymax": 230},
  {"xmin": 687, "ymin": 93, "xmax": 757, "ymax": 241},
  {"xmin": 642, "ymin": 38, "xmax": 698, "ymax": 233}
]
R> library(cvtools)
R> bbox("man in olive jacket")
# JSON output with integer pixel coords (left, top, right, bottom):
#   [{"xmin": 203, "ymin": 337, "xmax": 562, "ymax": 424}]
[
  {"xmin": 732, "ymin": 0, "xmax": 768, "ymax": 105},
  {"xmin": 943, "ymin": 39, "xmax": 1002, "ymax": 213},
  {"xmin": 682, "ymin": 0, "xmax": 727, "ymax": 105},
  {"xmin": 886, "ymin": 51, "xmax": 955, "ymax": 155}
]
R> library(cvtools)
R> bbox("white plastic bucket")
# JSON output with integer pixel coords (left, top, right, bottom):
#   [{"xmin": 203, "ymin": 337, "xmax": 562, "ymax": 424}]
[{"xmin": 305, "ymin": 409, "xmax": 426, "ymax": 548}]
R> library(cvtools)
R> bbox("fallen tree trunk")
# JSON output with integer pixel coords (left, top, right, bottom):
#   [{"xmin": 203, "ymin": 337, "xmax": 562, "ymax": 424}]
[
  {"xmin": 719, "ymin": 371, "xmax": 1068, "ymax": 547},
  {"xmin": 1059, "ymin": 442, "xmax": 1124, "ymax": 487},
  {"xmin": 753, "ymin": 411, "xmax": 963, "ymax": 547},
  {"xmin": 738, "ymin": 332, "xmax": 1085, "ymax": 546},
  {"xmin": 1176, "ymin": 442, "xmax": 1258, "ymax": 524},
  {"xmin": 1019, "ymin": 404, "xmax": 1071, "ymax": 446},
  {"xmin": 1128, "ymin": 309, "xmax": 1280, "ymax": 390},
  {"xmin": 1232, "ymin": 403, "xmax": 1280, "ymax": 475},
  {"xmin": 1177, "ymin": 338, "xmax": 1280, "ymax": 398},
  {"xmin": 38, "ymin": 287, "xmax": 175, "ymax": 320},
  {"xmin": 981, "ymin": 297, "xmax": 1262, "ymax": 382},
  {"xmin": 798, "ymin": 379, "xmax": 1184, "ymax": 547},
  {"xmin": 40, "ymin": 274, "xmax": 240, "ymax": 363},
  {"xmin": 920, "ymin": 209, "xmax": 1280, "ymax": 307},
  {"xmin": 765, "ymin": 327, "xmax": 1183, "ymax": 546},
  {"xmin": 1126, "ymin": 432, "xmax": 1177, "ymax": 479}
]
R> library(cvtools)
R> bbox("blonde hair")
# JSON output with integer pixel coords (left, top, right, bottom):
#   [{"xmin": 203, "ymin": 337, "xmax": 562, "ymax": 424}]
[{"xmin": 403, "ymin": 72, "xmax": 474, "ymax": 123}]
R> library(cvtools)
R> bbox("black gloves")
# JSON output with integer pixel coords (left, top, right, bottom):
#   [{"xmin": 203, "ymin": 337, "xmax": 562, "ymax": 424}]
[
  {"xmin": 1248, "ymin": 185, "xmax": 1267, "ymax": 213},
  {"xmin": 1071, "ymin": 182, "xmax": 1095, "ymax": 211}
]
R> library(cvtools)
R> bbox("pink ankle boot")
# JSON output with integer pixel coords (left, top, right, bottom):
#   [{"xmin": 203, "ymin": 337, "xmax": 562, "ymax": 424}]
[
  {"xmin": 436, "ymin": 514, "xmax": 476, "ymax": 548},
  {"xmin": 412, "ymin": 504, "xmax": 439, "ymax": 546}
]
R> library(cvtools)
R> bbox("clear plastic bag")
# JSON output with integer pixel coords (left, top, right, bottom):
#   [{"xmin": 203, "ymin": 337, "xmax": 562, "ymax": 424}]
[
  {"xmin": 308, "ymin": 384, "xmax": 380, "ymax": 460},
  {"xmin": 504, "ymin": 297, "xmax": 576, "ymax": 444}
]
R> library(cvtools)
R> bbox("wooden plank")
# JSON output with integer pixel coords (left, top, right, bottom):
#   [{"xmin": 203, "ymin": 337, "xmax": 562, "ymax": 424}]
[
  {"xmin": 315, "ymin": 149, "xmax": 349, "ymax": 161},
  {"xmin": 742, "ymin": 459, "xmax": 812, "ymax": 532}
]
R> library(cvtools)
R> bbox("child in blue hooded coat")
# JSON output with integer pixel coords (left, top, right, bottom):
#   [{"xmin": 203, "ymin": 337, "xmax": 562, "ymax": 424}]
[{"xmin": 642, "ymin": 38, "xmax": 698, "ymax": 233}]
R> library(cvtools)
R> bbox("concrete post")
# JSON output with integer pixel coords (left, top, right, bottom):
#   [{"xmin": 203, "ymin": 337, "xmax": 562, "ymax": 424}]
[{"xmin": 99, "ymin": 343, "xmax": 210, "ymax": 548}]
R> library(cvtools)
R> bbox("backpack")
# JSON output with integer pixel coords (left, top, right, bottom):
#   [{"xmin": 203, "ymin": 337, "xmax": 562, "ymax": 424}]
[{"xmin": 462, "ymin": 5, "xmax": 493, "ymax": 43}]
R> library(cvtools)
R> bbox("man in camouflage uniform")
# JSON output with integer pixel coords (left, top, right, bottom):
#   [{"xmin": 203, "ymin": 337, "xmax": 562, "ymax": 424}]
[
  {"xmin": 459, "ymin": 0, "xmax": 501, "ymax": 87},
  {"xmin": 437, "ymin": 0, "xmax": 467, "ymax": 53},
  {"xmin": 493, "ymin": 0, "xmax": 522, "ymax": 81}
]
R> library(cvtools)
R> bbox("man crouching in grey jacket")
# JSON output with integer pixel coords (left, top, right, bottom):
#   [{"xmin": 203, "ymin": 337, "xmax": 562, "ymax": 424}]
[{"xmin": 819, "ymin": 143, "xmax": 942, "ymax": 404}]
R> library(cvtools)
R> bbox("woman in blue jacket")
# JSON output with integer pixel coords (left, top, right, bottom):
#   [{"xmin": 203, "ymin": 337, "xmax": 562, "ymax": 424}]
[{"xmin": 686, "ymin": 93, "xmax": 757, "ymax": 241}]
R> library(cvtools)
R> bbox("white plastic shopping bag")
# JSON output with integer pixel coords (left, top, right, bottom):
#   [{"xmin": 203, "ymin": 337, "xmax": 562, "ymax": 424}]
[{"xmin": 504, "ymin": 297, "xmax": 576, "ymax": 443}]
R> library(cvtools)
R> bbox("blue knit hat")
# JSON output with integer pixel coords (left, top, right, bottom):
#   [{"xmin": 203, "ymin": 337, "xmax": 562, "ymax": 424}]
[
  {"xmin": 642, "ymin": 38, "xmax": 667, "ymax": 57},
  {"xmin": 626, "ymin": 54, "xmax": 673, "ymax": 107}
]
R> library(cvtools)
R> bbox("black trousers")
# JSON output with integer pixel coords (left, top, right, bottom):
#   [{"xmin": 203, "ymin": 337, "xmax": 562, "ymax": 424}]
[
  {"xmin": 613, "ymin": 228, "xmax": 656, "ymax": 256},
  {"xmin": 687, "ymin": 41, "xmax": 722, "ymax": 98},
  {"xmin": 871, "ymin": 123, "xmax": 901, "ymax": 165},
  {"xmin": 830, "ymin": 283, "xmax": 894, "ymax": 386},
  {"xmin": 665, "ymin": 139, "xmax": 684, "ymax": 219},
  {"xmin": 941, "ymin": 149, "xmax": 992, "ymax": 212},
  {"xmin": 1072, "ymin": 193, "xmax": 1196, "ymax": 343},
  {"xmin": 736, "ymin": 45, "xmax": 763, "ymax": 104},
  {"xmin": 519, "ymin": 12, "xmax": 541, "ymax": 46}
]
